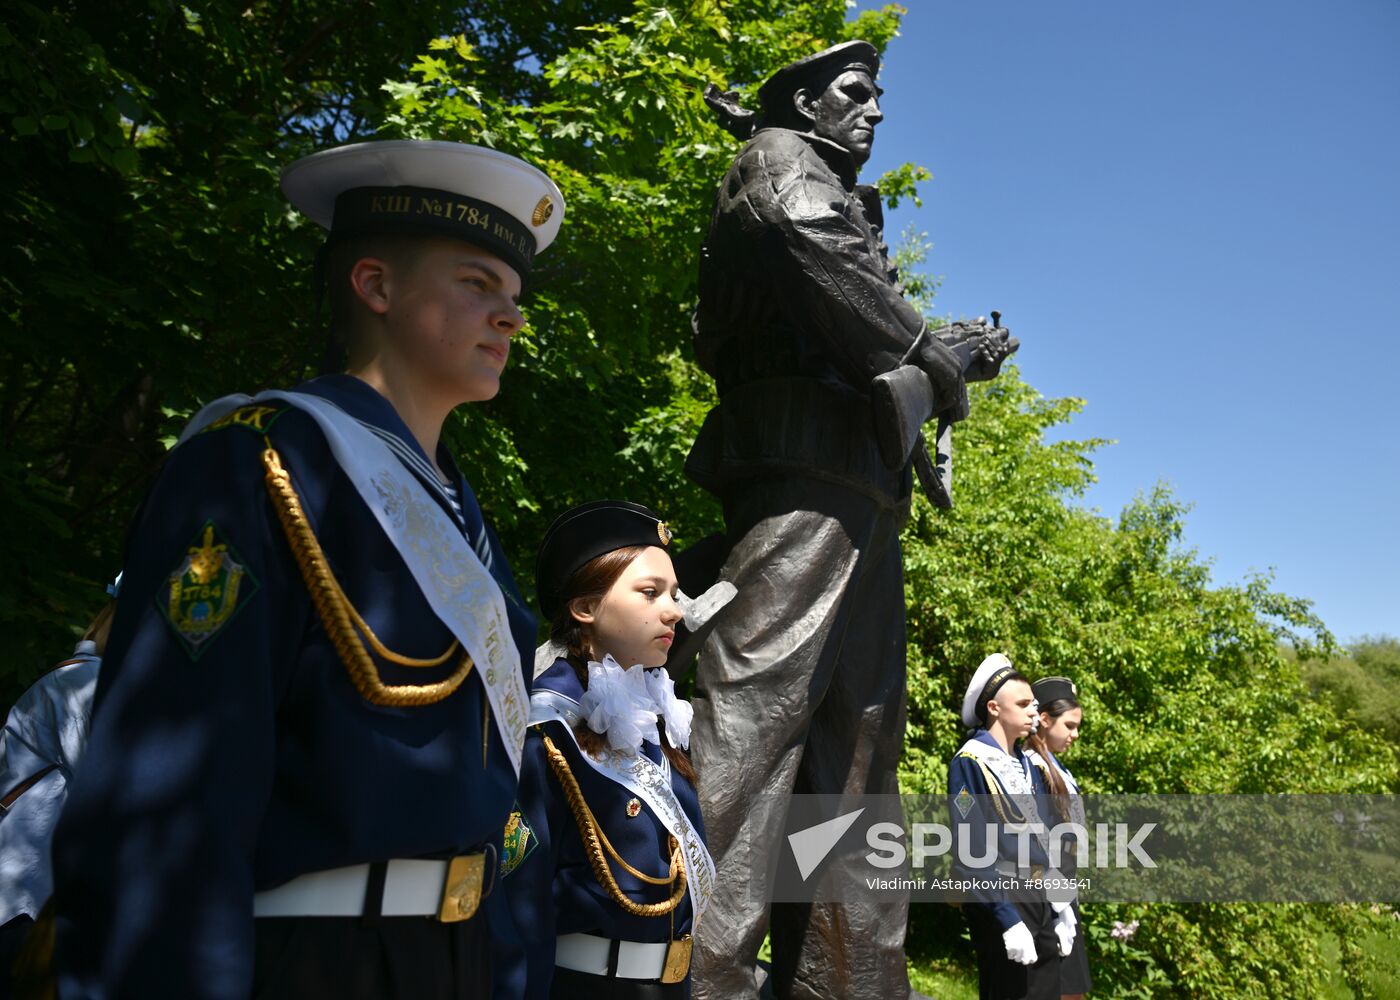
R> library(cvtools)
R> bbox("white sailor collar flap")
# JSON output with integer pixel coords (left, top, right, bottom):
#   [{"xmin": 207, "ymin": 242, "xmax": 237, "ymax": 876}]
[{"xmin": 956, "ymin": 736, "xmax": 1035, "ymax": 797}]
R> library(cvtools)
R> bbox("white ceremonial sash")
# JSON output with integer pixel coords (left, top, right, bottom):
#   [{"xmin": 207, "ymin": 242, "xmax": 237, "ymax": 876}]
[
  {"xmin": 179, "ymin": 391, "xmax": 528, "ymax": 775},
  {"xmin": 530, "ymin": 689, "xmax": 715, "ymax": 930}
]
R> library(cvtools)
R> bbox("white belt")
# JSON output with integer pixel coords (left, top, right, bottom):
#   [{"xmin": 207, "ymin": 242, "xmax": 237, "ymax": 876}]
[
  {"xmin": 254, "ymin": 855, "xmax": 489, "ymax": 920},
  {"xmin": 555, "ymin": 933, "xmax": 669, "ymax": 980}
]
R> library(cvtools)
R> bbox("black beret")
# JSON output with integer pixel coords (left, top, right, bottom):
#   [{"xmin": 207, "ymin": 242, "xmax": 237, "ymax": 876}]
[
  {"xmin": 535, "ymin": 500, "xmax": 673, "ymax": 619},
  {"xmin": 757, "ymin": 40, "xmax": 880, "ymax": 112},
  {"xmin": 1032, "ymin": 676, "xmax": 1079, "ymax": 705}
]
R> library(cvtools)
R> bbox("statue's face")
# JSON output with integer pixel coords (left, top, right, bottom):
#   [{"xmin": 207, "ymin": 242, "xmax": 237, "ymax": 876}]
[{"xmin": 798, "ymin": 69, "xmax": 883, "ymax": 164}]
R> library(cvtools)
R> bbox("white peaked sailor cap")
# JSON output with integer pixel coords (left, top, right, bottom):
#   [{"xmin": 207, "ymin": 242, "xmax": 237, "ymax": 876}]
[
  {"xmin": 280, "ymin": 140, "xmax": 565, "ymax": 280},
  {"xmin": 960, "ymin": 652, "xmax": 1019, "ymax": 729}
]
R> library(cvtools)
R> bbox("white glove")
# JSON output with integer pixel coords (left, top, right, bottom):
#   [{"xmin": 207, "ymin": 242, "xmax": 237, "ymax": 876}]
[
  {"xmin": 1055, "ymin": 906, "xmax": 1078, "ymax": 957},
  {"xmin": 1002, "ymin": 921, "xmax": 1038, "ymax": 965}
]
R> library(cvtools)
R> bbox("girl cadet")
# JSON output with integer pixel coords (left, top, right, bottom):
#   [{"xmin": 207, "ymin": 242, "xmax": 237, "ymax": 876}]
[
  {"xmin": 1025, "ymin": 676, "xmax": 1092, "ymax": 1000},
  {"xmin": 505, "ymin": 500, "xmax": 715, "ymax": 999},
  {"xmin": 948, "ymin": 653, "xmax": 1077, "ymax": 1000}
]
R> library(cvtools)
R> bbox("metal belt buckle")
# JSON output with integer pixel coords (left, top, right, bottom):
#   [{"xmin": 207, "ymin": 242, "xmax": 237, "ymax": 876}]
[
  {"xmin": 438, "ymin": 853, "xmax": 485, "ymax": 922},
  {"xmin": 660, "ymin": 935, "xmax": 692, "ymax": 984},
  {"xmin": 1030, "ymin": 864, "xmax": 1045, "ymax": 880}
]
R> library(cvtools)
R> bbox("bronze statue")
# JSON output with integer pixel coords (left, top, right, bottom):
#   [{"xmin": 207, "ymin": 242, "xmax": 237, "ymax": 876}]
[{"xmin": 684, "ymin": 41, "xmax": 1017, "ymax": 1000}]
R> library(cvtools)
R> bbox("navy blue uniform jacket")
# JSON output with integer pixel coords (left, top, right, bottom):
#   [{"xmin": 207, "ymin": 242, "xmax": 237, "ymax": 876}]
[
  {"xmin": 505, "ymin": 659, "xmax": 705, "ymax": 998},
  {"xmin": 50, "ymin": 375, "xmax": 536, "ymax": 998},
  {"xmin": 947, "ymin": 730, "xmax": 1052, "ymax": 933}
]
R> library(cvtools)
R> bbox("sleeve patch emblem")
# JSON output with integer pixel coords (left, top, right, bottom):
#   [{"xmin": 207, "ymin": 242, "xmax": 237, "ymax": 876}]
[
  {"xmin": 158, "ymin": 521, "xmax": 260, "ymax": 659},
  {"xmin": 954, "ymin": 785, "xmax": 975, "ymax": 819},
  {"xmin": 202, "ymin": 404, "xmax": 285, "ymax": 436},
  {"xmin": 500, "ymin": 805, "xmax": 538, "ymax": 878}
]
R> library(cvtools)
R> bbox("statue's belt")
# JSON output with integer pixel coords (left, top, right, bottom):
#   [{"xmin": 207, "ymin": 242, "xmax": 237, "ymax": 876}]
[
  {"xmin": 710, "ymin": 336, "xmax": 843, "ymax": 395},
  {"xmin": 686, "ymin": 377, "xmax": 911, "ymax": 508}
]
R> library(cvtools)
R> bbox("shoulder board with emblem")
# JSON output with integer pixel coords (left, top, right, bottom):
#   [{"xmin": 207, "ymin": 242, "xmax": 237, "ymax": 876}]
[{"xmin": 201, "ymin": 403, "xmax": 288, "ymax": 436}]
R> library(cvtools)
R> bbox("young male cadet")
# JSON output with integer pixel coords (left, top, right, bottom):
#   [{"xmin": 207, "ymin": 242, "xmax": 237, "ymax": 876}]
[
  {"xmin": 949, "ymin": 654, "xmax": 1076, "ymax": 1000},
  {"xmin": 49, "ymin": 140, "xmax": 563, "ymax": 999}
]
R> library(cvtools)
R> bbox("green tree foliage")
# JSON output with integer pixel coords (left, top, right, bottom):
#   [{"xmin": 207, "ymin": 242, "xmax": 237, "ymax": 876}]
[
  {"xmin": 896, "ymin": 365, "xmax": 1398, "ymax": 995},
  {"xmin": 5, "ymin": 2, "xmax": 1394, "ymax": 994},
  {"xmin": 0, "ymin": 0, "xmax": 512, "ymax": 699},
  {"xmin": 0, "ymin": 0, "xmax": 912, "ymax": 705},
  {"xmin": 0, "ymin": 0, "xmax": 653, "ymax": 702},
  {"xmin": 377, "ymin": 0, "xmax": 909, "ymax": 556},
  {"xmin": 1302, "ymin": 636, "xmax": 1400, "ymax": 748},
  {"xmin": 898, "ymin": 370, "xmax": 1392, "ymax": 797}
]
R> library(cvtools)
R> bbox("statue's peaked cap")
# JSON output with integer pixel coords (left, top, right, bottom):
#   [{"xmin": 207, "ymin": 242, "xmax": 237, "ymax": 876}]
[{"xmin": 757, "ymin": 40, "xmax": 880, "ymax": 111}]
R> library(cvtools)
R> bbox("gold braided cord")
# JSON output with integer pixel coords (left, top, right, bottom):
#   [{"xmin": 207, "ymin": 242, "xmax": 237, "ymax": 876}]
[
  {"xmin": 541, "ymin": 737, "xmax": 673, "ymax": 884},
  {"xmin": 329, "ymin": 570, "xmax": 459, "ymax": 667},
  {"xmin": 542, "ymin": 735, "xmax": 687, "ymax": 916},
  {"xmin": 261, "ymin": 446, "xmax": 474, "ymax": 707}
]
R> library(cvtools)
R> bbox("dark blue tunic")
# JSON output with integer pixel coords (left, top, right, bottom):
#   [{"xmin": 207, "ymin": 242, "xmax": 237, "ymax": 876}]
[
  {"xmin": 51, "ymin": 375, "xmax": 536, "ymax": 999},
  {"xmin": 947, "ymin": 729, "xmax": 1052, "ymax": 932},
  {"xmin": 504, "ymin": 659, "xmax": 705, "ymax": 998}
]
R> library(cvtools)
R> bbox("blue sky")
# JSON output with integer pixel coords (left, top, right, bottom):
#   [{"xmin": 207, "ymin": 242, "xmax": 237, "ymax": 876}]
[{"xmin": 863, "ymin": 0, "xmax": 1400, "ymax": 642}]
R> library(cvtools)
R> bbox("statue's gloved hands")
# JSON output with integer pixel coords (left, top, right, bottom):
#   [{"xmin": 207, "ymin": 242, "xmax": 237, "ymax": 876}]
[
  {"xmin": 1002, "ymin": 921, "xmax": 1038, "ymax": 966},
  {"xmin": 1054, "ymin": 906, "xmax": 1078, "ymax": 957},
  {"xmin": 965, "ymin": 324, "xmax": 1018, "ymax": 382},
  {"xmin": 932, "ymin": 317, "xmax": 1019, "ymax": 383}
]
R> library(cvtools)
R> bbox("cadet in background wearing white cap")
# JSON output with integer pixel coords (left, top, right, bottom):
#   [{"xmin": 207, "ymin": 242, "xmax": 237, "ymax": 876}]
[
  {"xmin": 49, "ymin": 141, "xmax": 563, "ymax": 998},
  {"xmin": 1024, "ymin": 677, "xmax": 1092, "ymax": 999},
  {"xmin": 948, "ymin": 654, "xmax": 1074, "ymax": 1000}
]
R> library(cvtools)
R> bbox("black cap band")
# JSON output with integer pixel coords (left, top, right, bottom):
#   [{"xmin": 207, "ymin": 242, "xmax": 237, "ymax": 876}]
[
  {"xmin": 975, "ymin": 666, "xmax": 1017, "ymax": 723},
  {"xmin": 332, "ymin": 186, "xmax": 537, "ymax": 276}
]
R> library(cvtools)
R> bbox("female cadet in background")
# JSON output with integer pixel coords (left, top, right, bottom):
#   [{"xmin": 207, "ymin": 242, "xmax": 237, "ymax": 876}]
[
  {"xmin": 504, "ymin": 500, "xmax": 715, "ymax": 999},
  {"xmin": 0, "ymin": 578, "xmax": 117, "ymax": 989},
  {"xmin": 948, "ymin": 653, "xmax": 1076, "ymax": 1000},
  {"xmin": 1024, "ymin": 676, "xmax": 1092, "ymax": 1000}
]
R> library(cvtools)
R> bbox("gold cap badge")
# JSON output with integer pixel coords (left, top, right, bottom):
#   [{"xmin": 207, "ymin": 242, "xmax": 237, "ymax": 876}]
[
  {"xmin": 532, "ymin": 195, "xmax": 554, "ymax": 227},
  {"xmin": 657, "ymin": 521, "xmax": 673, "ymax": 545}
]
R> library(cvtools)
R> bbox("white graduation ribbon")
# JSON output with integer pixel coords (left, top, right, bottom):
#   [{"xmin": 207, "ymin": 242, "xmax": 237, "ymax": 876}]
[
  {"xmin": 530, "ymin": 688, "xmax": 715, "ymax": 931},
  {"xmin": 179, "ymin": 390, "xmax": 528, "ymax": 775},
  {"xmin": 644, "ymin": 667, "xmax": 693, "ymax": 751},
  {"xmin": 578, "ymin": 655, "xmax": 661, "ymax": 752}
]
